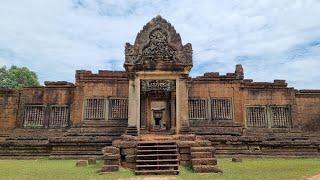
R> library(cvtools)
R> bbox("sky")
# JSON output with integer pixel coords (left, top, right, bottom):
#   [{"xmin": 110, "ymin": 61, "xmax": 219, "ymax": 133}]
[{"xmin": 0, "ymin": 0, "xmax": 320, "ymax": 89}]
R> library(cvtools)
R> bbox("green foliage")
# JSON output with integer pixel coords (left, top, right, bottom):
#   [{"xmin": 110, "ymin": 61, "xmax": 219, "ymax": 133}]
[
  {"xmin": 0, "ymin": 158, "xmax": 319, "ymax": 180},
  {"xmin": 0, "ymin": 65, "xmax": 39, "ymax": 89}
]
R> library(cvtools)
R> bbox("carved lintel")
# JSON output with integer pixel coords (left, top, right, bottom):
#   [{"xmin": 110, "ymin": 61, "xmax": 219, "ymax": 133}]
[{"xmin": 141, "ymin": 80, "xmax": 176, "ymax": 92}]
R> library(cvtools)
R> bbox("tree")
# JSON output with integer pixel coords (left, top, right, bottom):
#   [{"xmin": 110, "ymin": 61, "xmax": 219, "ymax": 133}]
[{"xmin": 0, "ymin": 65, "xmax": 40, "ymax": 89}]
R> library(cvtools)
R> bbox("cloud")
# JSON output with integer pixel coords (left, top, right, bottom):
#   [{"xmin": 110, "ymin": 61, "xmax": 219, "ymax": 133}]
[{"xmin": 0, "ymin": 0, "xmax": 319, "ymax": 89}]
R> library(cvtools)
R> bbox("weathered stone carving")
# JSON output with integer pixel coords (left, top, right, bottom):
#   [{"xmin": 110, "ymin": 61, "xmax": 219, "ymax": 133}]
[
  {"xmin": 141, "ymin": 28, "xmax": 176, "ymax": 62},
  {"xmin": 141, "ymin": 80, "xmax": 175, "ymax": 92},
  {"xmin": 124, "ymin": 15, "xmax": 192, "ymax": 72}
]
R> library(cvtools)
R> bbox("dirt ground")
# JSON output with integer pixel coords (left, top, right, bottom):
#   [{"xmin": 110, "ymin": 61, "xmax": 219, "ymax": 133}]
[
  {"xmin": 118, "ymin": 177, "xmax": 179, "ymax": 180},
  {"xmin": 308, "ymin": 173, "xmax": 320, "ymax": 180}
]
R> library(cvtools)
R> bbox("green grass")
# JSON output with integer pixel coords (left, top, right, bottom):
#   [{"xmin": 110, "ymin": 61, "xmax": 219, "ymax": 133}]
[{"xmin": 0, "ymin": 158, "xmax": 319, "ymax": 180}]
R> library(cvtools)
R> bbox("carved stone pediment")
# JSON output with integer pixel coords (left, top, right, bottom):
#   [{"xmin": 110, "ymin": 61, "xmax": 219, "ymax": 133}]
[{"xmin": 124, "ymin": 15, "xmax": 193, "ymax": 72}]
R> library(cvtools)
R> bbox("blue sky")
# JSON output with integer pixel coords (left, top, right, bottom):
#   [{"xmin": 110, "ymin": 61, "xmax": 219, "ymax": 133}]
[{"xmin": 0, "ymin": 0, "xmax": 320, "ymax": 89}]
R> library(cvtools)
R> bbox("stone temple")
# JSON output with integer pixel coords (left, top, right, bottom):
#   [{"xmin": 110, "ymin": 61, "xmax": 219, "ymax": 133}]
[{"xmin": 0, "ymin": 16, "xmax": 320, "ymax": 174}]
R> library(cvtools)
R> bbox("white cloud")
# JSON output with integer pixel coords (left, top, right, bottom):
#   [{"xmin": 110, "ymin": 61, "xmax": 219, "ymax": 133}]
[{"xmin": 0, "ymin": 0, "xmax": 319, "ymax": 89}]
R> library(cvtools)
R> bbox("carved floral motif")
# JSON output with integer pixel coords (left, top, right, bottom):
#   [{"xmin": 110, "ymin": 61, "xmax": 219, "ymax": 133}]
[
  {"xmin": 124, "ymin": 15, "xmax": 192, "ymax": 71},
  {"xmin": 141, "ymin": 80, "xmax": 176, "ymax": 92},
  {"xmin": 141, "ymin": 28, "xmax": 176, "ymax": 62}
]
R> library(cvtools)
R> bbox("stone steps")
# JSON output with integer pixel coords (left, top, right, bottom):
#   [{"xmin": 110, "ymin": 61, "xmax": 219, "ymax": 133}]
[
  {"xmin": 203, "ymin": 130, "xmax": 320, "ymax": 157},
  {"xmin": 0, "ymin": 129, "xmax": 53, "ymax": 157},
  {"xmin": 126, "ymin": 126, "xmax": 138, "ymax": 136},
  {"xmin": 190, "ymin": 141, "xmax": 217, "ymax": 173},
  {"xmin": 48, "ymin": 123, "xmax": 124, "ymax": 159},
  {"xmin": 135, "ymin": 141, "xmax": 179, "ymax": 175}
]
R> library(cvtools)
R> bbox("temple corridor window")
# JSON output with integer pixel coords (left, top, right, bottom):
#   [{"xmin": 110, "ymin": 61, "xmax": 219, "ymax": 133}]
[
  {"xmin": 109, "ymin": 98, "xmax": 128, "ymax": 120},
  {"xmin": 23, "ymin": 105, "xmax": 45, "ymax": 128},
  {"xmin": 270, "ymin": 105, "xmax": 292, "ymax": 128},
  {"xmin": 83, "ymin": 98, "xmax": 106, "ymax": 120},
  {"xmin": 246, "ymin": 106, "xmax": 267, "ymax": 127},
  {"xmin": 211, "ymin": 98, "xmax": 233, "ymax": 121},
  {"xmin": 188, "ymin": 99, "xmax": 208, "ymax": 120},
  {"xmin": 49, "ymin": 105, "xmax": 70, "ymax": 128}
]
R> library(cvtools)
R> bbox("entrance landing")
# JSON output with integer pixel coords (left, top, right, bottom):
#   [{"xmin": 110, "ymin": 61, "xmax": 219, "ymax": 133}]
[{"xmin": 139, "ymin": 133, "xmax": 179, "ymax": 141}]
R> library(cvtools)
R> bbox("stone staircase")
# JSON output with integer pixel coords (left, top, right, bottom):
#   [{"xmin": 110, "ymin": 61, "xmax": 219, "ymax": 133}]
[
  {"xmin": 0, "ymin": 128, "xmax": 66, "ymax": 158},
  {"xmin": 190, "ymin": 140, "xmax": 217, "ymax": 173},
  {"xmin": 49, "ymin": 121, "xmax": 126, "ymax": 159},
  {"xmin": 126, "ymin": 126, "xmax": 138, "ymax": 136},
  {"xmin": 135, "ymin": 141, "xmax": 179, "ymax": 175},
  {"xmin": 204, "ymin": 128, "xmax": 320, "ymax": 157}
]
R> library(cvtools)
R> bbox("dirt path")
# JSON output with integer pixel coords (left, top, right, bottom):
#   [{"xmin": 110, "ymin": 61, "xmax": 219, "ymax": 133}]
[
  {"xmin": 118, "ymin": 176, "xmax": 180, "ymax": 180},
  {"xmin": 308, "ymin": 173, "xmax": 320, "ymax": 180}
]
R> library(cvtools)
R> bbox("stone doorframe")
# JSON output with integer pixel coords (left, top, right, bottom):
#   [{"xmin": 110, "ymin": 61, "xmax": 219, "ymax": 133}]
[{"xmin": 127, "ymin": 71, "xmax": 189, "ymax": 135}]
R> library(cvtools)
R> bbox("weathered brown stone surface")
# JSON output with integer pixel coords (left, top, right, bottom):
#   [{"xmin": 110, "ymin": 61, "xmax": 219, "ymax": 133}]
[
  {"xmin": 76, "ymin": 160, "xmax": 87, "ymax": 167},
  {"xmin": 100, "ymin": 165, "xmax": 119, "ymax": 172},
  {"xmin": 231, "ymin": 157, "xmax": 242, "ymax": 162},
  {"xmin": 0, "ymin": 15, "xmax": 320, "ymax": 160},
  {"xmin": 101, "ymin": 145, "xmax": 120, "ymax": 172},
  {"xmin": 102, "ymin": 146, "xmax": 120, "ymax": 155}
]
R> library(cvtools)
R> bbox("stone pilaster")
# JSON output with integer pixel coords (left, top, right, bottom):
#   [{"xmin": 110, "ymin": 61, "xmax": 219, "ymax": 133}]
[
  {"xmin": 176, "ymin": 78, "xmax": 190, "ymax": 133},
  {"xmin": 127, "ymin": 76, "xmax": 140, "ymax": 135}
]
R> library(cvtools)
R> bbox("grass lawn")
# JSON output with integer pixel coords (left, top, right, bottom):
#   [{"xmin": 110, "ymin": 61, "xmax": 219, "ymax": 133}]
[{"xmin": 0, "ymin": 158, "xmax": 320, "ymax": 180}]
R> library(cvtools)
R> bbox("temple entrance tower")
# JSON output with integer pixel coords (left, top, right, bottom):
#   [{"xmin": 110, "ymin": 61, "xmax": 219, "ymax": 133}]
[{"xmin": 124, "ymin": 15, "xmax": 193, "ymax": 135}]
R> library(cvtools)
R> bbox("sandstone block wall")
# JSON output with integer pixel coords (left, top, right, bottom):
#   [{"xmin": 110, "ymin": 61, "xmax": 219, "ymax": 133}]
[
  {"xmin": 1, "ymin": 69, "xmax": 320, "ymax": 133},
  {"xmin": 189, "ymin": 81, "xmax": 243, "ymax": 125},
  {"xmin": 0, "ymin": 89, "xmax": 19, "ymax": 133},
  {"xmin": 295, "ymin": 90, "xmax": 320, "ymax": 130},
  {"xmin": 71, "ymin": 70, "xmax": 129, "ymax": 125}
]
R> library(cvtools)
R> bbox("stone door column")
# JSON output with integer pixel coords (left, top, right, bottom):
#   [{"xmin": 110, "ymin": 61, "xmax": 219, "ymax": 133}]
[
  {"xmin": 176, "ymin": 78, "xmax": 190, "ymax": 133},
  {"xmin": 128, "ymin": 77, "xmax": 140, "ymax": 134}
]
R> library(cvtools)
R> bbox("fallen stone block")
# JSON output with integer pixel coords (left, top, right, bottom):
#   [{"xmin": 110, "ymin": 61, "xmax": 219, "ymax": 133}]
[
  {"xmin": 121, "ymin": 134, "xmax": 138, "ymax": 141},
  {"xmin": 112, "ymin": 139, "xmax": 122, "ymax": 148},
  {"xmin": 121, "ymin": 162, "xmax": 136, "ymax": 169},
  {"xmin": 103, "ymin": 154, "xmax": 121, "ymax": 160},
  {"xmin": 180, "ymin": 160, "xmax": 190, "ymax": 166},
  {"xmin": 191, "ymin": 147, "xmax": 214, "ymax": 153},
  {"xmin": 193, "ymin": 165, "xmax": 222, "ymax": 173},
  {"xmin": 100, "ymin": 165, "xmax": 119, "ymax": 172},
  {"xmin": 191, "ymin": 158, "xmax": 217, "ymax": 166},
  {"xmin": 180, "ymin": 154, "xmax": 191, "ymax": 161},
  {"xmin": 125, "ymin": 155, "xmax": 136, "ymax": 163},
  {"xmin": 191, "ymin": 152, "xmax": 213, "ymax": 158},
  {"xmin": 102, "ymin": 146, "xmax": 119, "ymax": 155},
  {"xmin": 88, "ymin": 158, "xmax": 96, "ymax": 165},
  {"xmin": 121, "ymin": 148, "xmax": 136, "ymax": 155},
  {"xmin": 76, "ymin": 160, "xmax": 87, "ymax": 167},
  {"xmin": 177, "ymin": 141, "xmax": 195, "ymax": 148},
  {"xmin": 121, "ymin": 141, "xmax": 137, "ymax": 148},
  {"xmin": 231, "ymin": 157, "xmax": 242, "ymax": 162},
  {"xmin": 104, "ymin": 159, "xmax": 120, "ymax": 166}
]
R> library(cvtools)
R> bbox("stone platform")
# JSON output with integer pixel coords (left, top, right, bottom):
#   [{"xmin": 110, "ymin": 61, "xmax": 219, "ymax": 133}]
[
  {"xmin": 0, "ymin": 124, "xmax": 319, "ymax": 159},
  {"xmin": 102, "ymin": 133, "xmax": 218, "ymax": 174}
]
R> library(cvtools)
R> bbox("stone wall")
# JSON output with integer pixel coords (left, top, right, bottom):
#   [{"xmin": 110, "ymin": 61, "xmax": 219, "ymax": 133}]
[
  {"xmin": 18, "ymin": 82, "xmax": 75, "ymax": 128},
  {"xmin": 295, "ymin": 90, "xmax": 320, "ymax": 131},
  {"xmin": 187, "ymin": 71, "xmax": 303, "ymax": 130},
  {"xmin": 189, "ymin": 80, "xmax": 243, "ymax": 125},
  {"xmin": 71, "ymin": 70, "xmax": 129, "ymax": 125},
  {"xmin": 0, "ymin": 68, "xmax": 319, "ymax": 133},
  {"xmin": 0, "ymin": 89, "xmax": 19, "ymax": 133}
]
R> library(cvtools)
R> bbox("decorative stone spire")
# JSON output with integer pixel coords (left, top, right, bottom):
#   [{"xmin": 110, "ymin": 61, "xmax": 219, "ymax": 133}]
[
  {"xmin": 235, "ymin": 64, "xmax": 244, "ymax": 79},
  {"xmin": 124, "ymin": 15, "xmax": 193, "ymax": 73}
]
